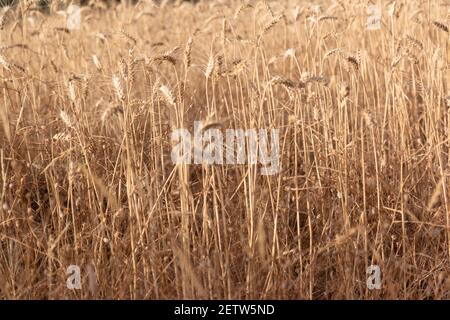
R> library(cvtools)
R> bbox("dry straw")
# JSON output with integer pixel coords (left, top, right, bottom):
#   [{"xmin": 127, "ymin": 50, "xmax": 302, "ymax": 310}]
[{"xmin": 1, "ymin": 0, "xmax": 448, "ymax": 301}]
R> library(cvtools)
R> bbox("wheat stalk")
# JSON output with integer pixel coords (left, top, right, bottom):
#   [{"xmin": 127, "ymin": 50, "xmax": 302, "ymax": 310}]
[
  {"xmin": 159, "ymin": 84, "xmax": 176, "ymax": 106},
  {"xmin": 112, "ymin": 74, "xmax": 125, "ymax": 101},
  {"xmin": 184, "ymin": 37, "xmax": 193, "ymax": 68},
  {"xmin": 432, "ymin": 21, "xmax": 449, "ymax": 33}
]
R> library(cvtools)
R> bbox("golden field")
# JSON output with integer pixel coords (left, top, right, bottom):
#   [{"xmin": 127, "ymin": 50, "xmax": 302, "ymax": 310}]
[{"xmin": 0, "ymin": 0, "xmax": 449, "ymax": 299}]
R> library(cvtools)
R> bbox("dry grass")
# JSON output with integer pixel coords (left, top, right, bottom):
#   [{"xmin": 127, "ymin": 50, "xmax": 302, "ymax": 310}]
[{"xmin": 0, "ymin": 0, "xmax": 449, "ymax": 299}]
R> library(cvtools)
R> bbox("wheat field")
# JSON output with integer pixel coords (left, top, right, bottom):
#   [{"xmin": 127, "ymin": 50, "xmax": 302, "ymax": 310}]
[{"xmin": 0, "ymin": 0, "xmax": 449, "ymax": 299}]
